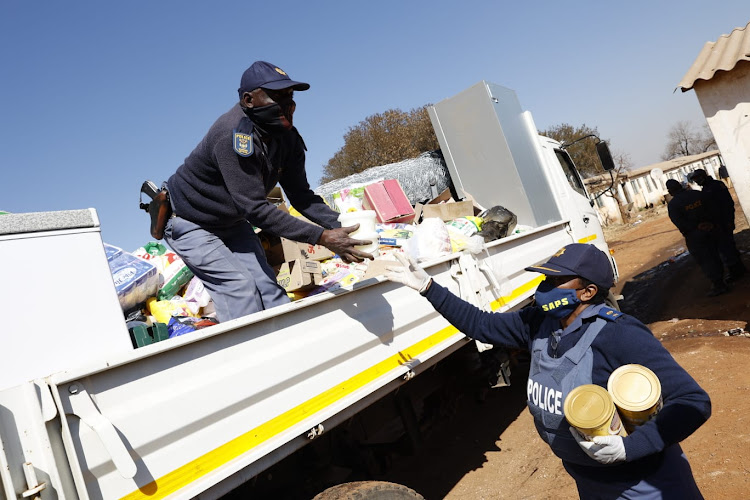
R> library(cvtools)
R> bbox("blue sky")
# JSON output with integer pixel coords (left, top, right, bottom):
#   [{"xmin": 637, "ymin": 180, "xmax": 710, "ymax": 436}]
[{"xmin": 1, "ymin": 1, "xmax": 748, "ymax": 251}]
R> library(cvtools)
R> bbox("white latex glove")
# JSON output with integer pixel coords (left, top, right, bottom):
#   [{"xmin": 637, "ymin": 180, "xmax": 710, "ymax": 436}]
[
  {"xmin": 385, "ymin": 253, "xmax": 431, "ymax": 293},
  {"xmin": 569, "ymin": 427, "xmax": 627, "ymax": 464}
]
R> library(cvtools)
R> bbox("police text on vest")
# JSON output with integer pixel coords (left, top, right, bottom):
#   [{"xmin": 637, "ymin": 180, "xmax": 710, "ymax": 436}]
[{"xmin": 527, "ymin": 379, "xmax": 562, "ymax": 415}]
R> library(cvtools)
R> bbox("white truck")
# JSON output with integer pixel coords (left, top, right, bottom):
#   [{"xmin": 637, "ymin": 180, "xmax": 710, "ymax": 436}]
[{"xmin": 0, "ymin": 80, "xmax": 617, "ymax": 500}]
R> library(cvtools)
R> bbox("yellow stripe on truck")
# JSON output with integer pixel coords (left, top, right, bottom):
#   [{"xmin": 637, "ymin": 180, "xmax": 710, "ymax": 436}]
[
  {"xmin": 578, "ymin": 234, "xmax": 597, "ymax": 243},
  {"xmin": 490, "ymin": 275, "xmax": 544, "ymax": 311},
  {"xmin": 122, "ymin": 323, "xmax": 462, "ymax": 499},
  {"xmin": 122, "ymin": 277, "xmax": 542, "ymax": 499}
]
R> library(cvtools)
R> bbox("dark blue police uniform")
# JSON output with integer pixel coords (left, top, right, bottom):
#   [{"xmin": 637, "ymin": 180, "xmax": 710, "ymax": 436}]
[
  {"xmin": 418, "ymin": 242, "xmax": 710, "ymax": 500},
  {"xmin": 700, "ymin": 177, "xmax": 745, "ymax": 278},
  {"xmin": 667, "ymin": 188, "xmax": 724, "ymax": 289},
  {"xmin": 165, "ymin": 105, "xmax": 340, "ymax": 321}
]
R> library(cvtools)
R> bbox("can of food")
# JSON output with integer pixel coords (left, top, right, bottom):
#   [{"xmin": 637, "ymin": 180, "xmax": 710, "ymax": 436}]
[
  {"xmin": 564, "ymin": 384, "xmax": 627, "ymax": 439},
  {"xmin": 607, "ymin": 364, "xmax": 662, "ymax": 433}
]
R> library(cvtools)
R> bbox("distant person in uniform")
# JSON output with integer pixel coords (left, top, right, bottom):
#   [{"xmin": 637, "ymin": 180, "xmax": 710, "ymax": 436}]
[
  {"xmin": 663, "ymin": 178, "xmax": 691, "ymax": 205},
  {"xmin": 718, "ymin": 163, "xmax": 732, "ymax": 188},
  {"xmin": 689, "ymin": 168, "xmax": 746, "ymax": 281},
  {"xmin": 164, "ymin": 61, "xmax": 374, "ymax": 322},
  {"xmin": 386, "ymin": 243, "xmax": 710, "ymax": 499},
  {"xmin": 666, "ymin": 179, "xmax": 727, "ymax": 296}
]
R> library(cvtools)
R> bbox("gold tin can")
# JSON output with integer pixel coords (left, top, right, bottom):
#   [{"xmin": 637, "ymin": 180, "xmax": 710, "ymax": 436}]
[
  {"xmin": 564, "ymin": 384, "xmax": 627, "ymax": 439},
  {"xmin": 607, "ymin": 364, "xmax": 663, "ymax": 433}
]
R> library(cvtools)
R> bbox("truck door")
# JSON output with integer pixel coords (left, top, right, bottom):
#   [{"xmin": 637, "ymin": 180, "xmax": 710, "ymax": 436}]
[{"xmin": 539, "ymin": 139, "xmax": 608, "ymax": 254}]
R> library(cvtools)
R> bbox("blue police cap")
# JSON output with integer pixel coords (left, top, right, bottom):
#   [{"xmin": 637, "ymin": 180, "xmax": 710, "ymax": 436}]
[
  {"xmin": 239, "ymin": 61, "xmax": 310, "ymax": 95},
  {"xmin": 525, "ymin": 243, "xmax": 614, "ymax": 290}
]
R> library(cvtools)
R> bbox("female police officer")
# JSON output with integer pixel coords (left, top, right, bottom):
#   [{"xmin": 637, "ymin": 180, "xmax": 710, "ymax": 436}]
[{"xmin": 386, "ymin": 243, "xmax": 710, "ymax": 499}]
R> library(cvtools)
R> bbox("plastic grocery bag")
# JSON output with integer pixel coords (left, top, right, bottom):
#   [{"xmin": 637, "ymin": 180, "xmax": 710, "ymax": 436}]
[
  {"xmin": 182, "ymin": 276, "xmax": 212, "ymax": 314},
  {"xmin": 446, "ymin": 227, "xmax": 486, "ymax": 254},
  {"xmin": 405, "ymin": 218, "xmax": 451, "ymax": 262}
]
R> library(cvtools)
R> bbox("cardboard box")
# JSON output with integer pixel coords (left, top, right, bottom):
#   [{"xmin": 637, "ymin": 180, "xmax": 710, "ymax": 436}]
[
  {"xmin": 259, "ymin": 187, "xmax": 335, "ymax": 265},
  {"xmin": 363, "ymin": 179, "xmax": 415, "ymax": 224},
  {"xmin": 283, "ymin": 238, "xmax": 334, "ymax": 262},
  {"xmin": 363, "ymin": 258, "xmax": 403, "ymax": 280},
  {"xmin": 413, "ymin": 188, "xmax": 481, "ymax": 222},
  {"xmin": 417, "ymin": 200, "xmax": 475, "ymax": 221},
  {"xmin": 276, "ymin": 259, "xmax": 322, "ymax": 292},
  {"xmin": 428, "ymin": 187, "xmax": 454, "ymax": 204},
  {"xmin": 267, "ymin": 186, "xmax": 286, "ymax": 207},
  {"xmin": 262, "ymin": 233, "xmax": 334, "ymax": 267}
]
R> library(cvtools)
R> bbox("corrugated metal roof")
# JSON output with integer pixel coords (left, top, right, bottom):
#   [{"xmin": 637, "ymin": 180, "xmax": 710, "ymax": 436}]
[{"xmin": 678, "ymin": 20, "xmax": 750, "ymax": 92}]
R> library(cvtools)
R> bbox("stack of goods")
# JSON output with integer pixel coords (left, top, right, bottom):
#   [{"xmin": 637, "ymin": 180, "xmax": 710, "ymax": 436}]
[
  {"xmin": 271, "ymin": 178, "xmax": 523, "ymax": 302},
  {"xmin": 104, "ymin": 242, "xmax": 218, "ymax": 347},
  {"xmin": 111, "ymin": 176, "xmax": 526, "ymax": 343}
]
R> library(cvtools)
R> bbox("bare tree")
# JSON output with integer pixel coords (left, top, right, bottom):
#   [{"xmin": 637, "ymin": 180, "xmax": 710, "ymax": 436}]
[
  {"xmin": 662, "ymin": 121, "xmax": 717, "ymax": 160},
  {"xmin": 611, "ymin": 150, "xmax": 633, "ymax": 173},
  {"xmin": 588, "ymin": 150, "xmax": 632, "ymax": 224},
  {"xmin": 609, "ymin": 151, "xmax": 634, "ymax": 222},
  {"xmin": 699, "ymin": 123, "xmax": 717, "ymax": 152}
]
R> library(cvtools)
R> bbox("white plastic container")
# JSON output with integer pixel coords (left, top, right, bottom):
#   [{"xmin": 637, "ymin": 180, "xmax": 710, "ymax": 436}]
[
  {"xmin": 353, "ymin": 231, "xmax": 379, "ymax": 255},
  {"xmin": 337, "ymin": 210, "xmax": 379, "ymax": 255},
  {"xmin": 338, "ymin": 210, "xmax": 377, "ymax": 234}
]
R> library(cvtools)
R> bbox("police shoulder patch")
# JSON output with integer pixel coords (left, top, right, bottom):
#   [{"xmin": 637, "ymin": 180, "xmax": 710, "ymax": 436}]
[
  {"xmin": 597, "ymin": 307, "xmax": 623, "ymax": 321},
  {"xmin": 233, "ymin": 130, "xmax": 253, "ymax": 157}
]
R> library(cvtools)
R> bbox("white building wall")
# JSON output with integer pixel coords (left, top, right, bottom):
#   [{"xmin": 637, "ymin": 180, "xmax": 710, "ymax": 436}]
[
  {"xmin": 693, "ymin": 61, "xmax": 750, "ymax": 227},
  {"xmin": 629, "ymin": 178, "xmax": 644, "ymax": 207},
  {"xmin": 625, "ymin": 175, "xmax": 664, "ymax": 208},
  {"xmin": 640, "ymin": 175, "xmax": 661, "ymax": 206},
  {"xmin": 595, "ymin": 192, "xmax": 623, "ymax": 225},
  {"xmin": 621, "ymin": 181, "xmax": 635, "ymax": 206},
  {"xmin": 703, "ymin": 157, "xmax": 720, "ymax": 178},
  {"xmin": 584, "ymin": 152, "xmax": 722, "ymax": 225}
]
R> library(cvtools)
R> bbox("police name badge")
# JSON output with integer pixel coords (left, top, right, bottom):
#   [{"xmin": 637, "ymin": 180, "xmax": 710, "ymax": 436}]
[{"xmin": 233, "ymin": 130, "xmax": 253, "ymax": 157}]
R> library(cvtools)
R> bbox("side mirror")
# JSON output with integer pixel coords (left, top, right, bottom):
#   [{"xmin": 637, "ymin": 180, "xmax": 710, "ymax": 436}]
[{"xmin": 596, "ymin": 141, "xmax": 616, "ymax": 171}]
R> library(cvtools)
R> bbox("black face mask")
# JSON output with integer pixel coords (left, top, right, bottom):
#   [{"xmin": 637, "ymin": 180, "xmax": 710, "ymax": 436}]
[{"xmin": 245, "ymin": 103, "xmax": 293, "ymax": 135}]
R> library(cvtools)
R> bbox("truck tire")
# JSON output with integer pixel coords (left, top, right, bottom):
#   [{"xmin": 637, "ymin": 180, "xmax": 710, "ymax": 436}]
[{"xmin": 312, "ymin": 481, "xmax": 425, "ymax": 500}]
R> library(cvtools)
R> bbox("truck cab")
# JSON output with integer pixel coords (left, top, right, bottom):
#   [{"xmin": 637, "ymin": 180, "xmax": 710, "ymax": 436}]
[
  {"xmin": 428, "ymin": 80, "xmax": 617, "ymax": 281},
  {"xmin": 538, "ymin": 136, "xmax": 609, "ymax": 250}
]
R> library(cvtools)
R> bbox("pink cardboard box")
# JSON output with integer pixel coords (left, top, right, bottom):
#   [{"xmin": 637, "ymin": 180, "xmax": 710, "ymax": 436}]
[{"xmin": 363, "ymin": 180, "xmax": 415, "ymax": 224}]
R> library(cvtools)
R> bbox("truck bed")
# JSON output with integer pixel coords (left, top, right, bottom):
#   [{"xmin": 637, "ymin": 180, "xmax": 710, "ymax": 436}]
[{"xmin": 0, "ymin": 219, "xmax": 577, "ymax": 500}]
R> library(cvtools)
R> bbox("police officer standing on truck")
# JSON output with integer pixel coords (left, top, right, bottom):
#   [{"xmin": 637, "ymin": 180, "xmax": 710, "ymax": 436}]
[
  {"xmin": 386, "ymin": 243, "xmax": 710, "ymax": 499},
  {"xmin": 689, "ymin": 168, "xmax": 746, "ymax": 282},
  {"xmin": 164, "ymin": 61, "xmax": 373, "ymax": 322},
  {"xmin": 666, "ymin": 178, "xmax": 728, "ymax": 296}
]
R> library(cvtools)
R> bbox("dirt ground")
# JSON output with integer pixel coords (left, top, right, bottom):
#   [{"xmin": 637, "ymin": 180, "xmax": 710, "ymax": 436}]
[{"xmin": 370, "ymin": 190, "xmax": 750, "ymax": 499}]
